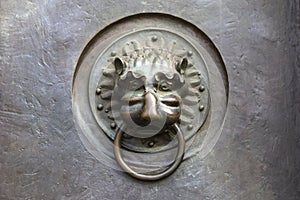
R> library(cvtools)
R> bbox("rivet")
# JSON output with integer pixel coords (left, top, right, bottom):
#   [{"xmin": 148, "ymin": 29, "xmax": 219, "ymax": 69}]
[
  {"xmin": 111, "ymin": 51, "xmax": 117, "ymax": 56},
  {"xmin": 110, "ymin": 122, "xmax": 116, "ymax": 129},
  {"xmin": 152, "ymin": 35, "xmax": 158, "ymax": 42},
  {"xmin": 148, "ymin": 141, "xmax": 155, "ymax": 147},
  {"xmin": 97, "ymin": 104, "xmax": 104, "ymax": 111},
  {"xmin": 199, "ymin": 85, "xmax": 205, "ymax": 92},
  {"xmin": 108, "ymin": 114, "xmax": 114, "ymax": 120},
  {"xmin": 187, "ymin": 124, "xmax": 193, "ymax": 130},
  {"xmin": 187, "ymin": 51, "xmax": 193, "ymax": 57},
  {"xmin": 105, "ymin": 109, "xmax": 110, "ymax": 113},
  {"xmin": 96, "ymin": 88, "xmax": 101, "ymax": 95},
  {"xmin": 199, "ymin": 105, "xmax": 205, "ymax": 112}
]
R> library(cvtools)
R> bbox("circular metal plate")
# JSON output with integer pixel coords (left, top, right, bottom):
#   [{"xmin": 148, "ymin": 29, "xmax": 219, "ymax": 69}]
[{"xmin": 90, "ymin": 29, "xmax": 210, "ymax": 152}]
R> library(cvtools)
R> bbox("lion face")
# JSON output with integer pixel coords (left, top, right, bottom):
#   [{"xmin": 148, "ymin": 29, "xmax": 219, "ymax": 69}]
[
  {"xmin": 112, "ymin": 57, "xmax": 189, "ymax": 132},
  {"xmin": 98, "ymin": 44, "xmax": 205, "ymax": 139}
]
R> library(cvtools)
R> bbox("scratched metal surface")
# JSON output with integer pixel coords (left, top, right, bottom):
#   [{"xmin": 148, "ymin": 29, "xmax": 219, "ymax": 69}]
[{"xmin": 0, "ymin": 0, "xmax": 299, "ymax": 199}]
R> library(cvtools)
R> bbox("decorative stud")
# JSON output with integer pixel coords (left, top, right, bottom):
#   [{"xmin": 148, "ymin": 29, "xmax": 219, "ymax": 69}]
[
  {"xmin": 148, "ymin": 141, "xmax": 155, "ymax": 147},
  {"xmin": 96, "ymin": 88, "xmax": 101, "ymax": 95},
  {"xmin": 110, "ymin": 122, "xmax": 116, "ymax": 129},
  {"xmin": 199, "ymin": 105, "xmax": 205, "ymax": 112},
  {"xmin": 152, "ymin": 35, "xmax": 158, "ymax": 42},
  {"xmin": 187, "ymin": 124, "xmax": 193, "ymax": 130},
  {"xmin": 187, "ymin": 51, "xmax": 193, "ymax": 57},
  {"xmin": 199, "ymin": 85, "xmax": 205, "ymax": 92},
  {"xmin": 111, "ymin": 51, "xmax": 117, "ymax": 56},
  {"xmin": 97, "ymin": 104, "xmax": 104, "ymax": 111},
  {"xmin": 108, "ymin": 114, "xmax": 114, "ymax": 120},
  {"xmin": 105, "ymin": 109, "xmax": 110, "ymax": 113}
]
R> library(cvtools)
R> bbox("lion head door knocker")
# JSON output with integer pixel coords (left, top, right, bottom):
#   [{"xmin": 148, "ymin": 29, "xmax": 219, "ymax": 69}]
[
  {"xmin": 96, "ymin": 36, "xmax": 210, "ymax": 180},
  {"xmin": 73, "ymin": 14, "xmax": 227, "ymax": 181}
]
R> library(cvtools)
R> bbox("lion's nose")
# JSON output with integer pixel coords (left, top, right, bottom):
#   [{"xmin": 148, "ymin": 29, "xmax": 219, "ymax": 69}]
[{"xmin": 141, "ymin": 92, "xmax": 161, "ymax": 122}]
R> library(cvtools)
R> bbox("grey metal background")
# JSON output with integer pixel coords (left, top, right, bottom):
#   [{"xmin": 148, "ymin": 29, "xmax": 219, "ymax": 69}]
[{"xmin": 0, "ymin": 0, "xmax": 299, "ymax": 199}]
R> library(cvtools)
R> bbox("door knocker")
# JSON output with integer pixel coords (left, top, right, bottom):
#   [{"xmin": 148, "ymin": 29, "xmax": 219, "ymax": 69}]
[
  {"xmin": 109, "ymin": 55, "xmax": 195, "ymax": 180},
  {"xmin": 72, "ymin": 14, "xmax": 228, "ymax": 181},
  {"xmin": 96, "ymin": 37, "xmax": 210, "ymax": 180}
]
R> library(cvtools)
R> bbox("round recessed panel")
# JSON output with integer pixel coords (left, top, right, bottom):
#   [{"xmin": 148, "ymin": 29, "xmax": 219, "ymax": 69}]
[{"xmin": 72, "ymin": 13, "xmax": 228, "ymax": 170}]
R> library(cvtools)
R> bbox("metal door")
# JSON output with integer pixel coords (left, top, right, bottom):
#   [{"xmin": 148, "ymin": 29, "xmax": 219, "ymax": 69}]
[{"xmin": 1, "ymin": 0, "xmax": 299, "ymax": 199}]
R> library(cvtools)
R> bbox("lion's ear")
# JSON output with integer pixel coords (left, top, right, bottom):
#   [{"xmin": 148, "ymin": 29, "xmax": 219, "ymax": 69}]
[
  {"xmin": 176, "ymin": 58, "xmax": 188, "ymax": 74},
  {"xmin": 114, "ymin": 57, "xmax": 126, "ymax": 75}
]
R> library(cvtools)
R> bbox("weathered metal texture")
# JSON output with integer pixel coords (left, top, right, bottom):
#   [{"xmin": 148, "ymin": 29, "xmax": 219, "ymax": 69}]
[{"xmin": 0, "ymin": 0, "xmax": 299, "ymax": 199}]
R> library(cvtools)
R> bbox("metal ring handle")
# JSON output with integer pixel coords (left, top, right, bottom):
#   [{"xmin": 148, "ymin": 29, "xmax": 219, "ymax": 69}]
[{"xmin": 113, "ymin": 123, "xmax": 185, "ymax": 181}]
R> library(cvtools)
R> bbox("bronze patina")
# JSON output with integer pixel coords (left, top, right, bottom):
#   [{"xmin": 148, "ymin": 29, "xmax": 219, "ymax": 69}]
[{"xmin": 95, "ymin": 35, "xmax": 209, "ymax": 180}]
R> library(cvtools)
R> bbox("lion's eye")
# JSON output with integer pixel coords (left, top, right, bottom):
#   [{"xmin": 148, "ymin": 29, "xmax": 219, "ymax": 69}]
[{"xmin": 159, "ymin": 82, "xmax": 171, "ymax": 91}]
